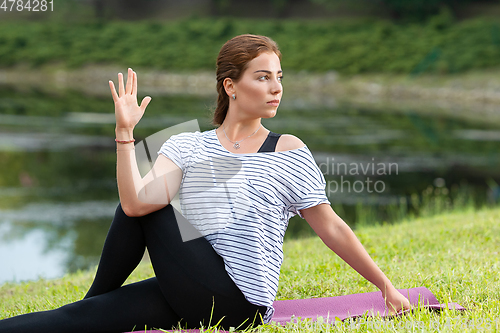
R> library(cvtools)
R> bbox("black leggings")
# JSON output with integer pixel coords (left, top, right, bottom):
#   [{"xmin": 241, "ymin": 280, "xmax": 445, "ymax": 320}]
[{"xmin": 0, "ymin": 204, "xmax": 266, "ymax": 333}]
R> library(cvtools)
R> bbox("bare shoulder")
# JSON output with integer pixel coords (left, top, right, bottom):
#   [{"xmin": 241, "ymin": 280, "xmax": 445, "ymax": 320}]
[{"xmin": 276, "ymin": 134, "xmax": 306, "ymax": 152}]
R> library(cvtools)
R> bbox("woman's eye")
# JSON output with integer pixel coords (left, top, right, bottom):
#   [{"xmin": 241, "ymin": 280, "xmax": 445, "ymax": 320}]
[{"xmin": 257, "ymin": 75, "xmax": 283, "ymax": 82}]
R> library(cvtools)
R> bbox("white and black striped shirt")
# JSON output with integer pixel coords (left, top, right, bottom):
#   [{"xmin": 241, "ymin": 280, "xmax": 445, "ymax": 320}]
[{"xmin": 158, "ymin": 129, "xmax": 330, "ymax": 323}]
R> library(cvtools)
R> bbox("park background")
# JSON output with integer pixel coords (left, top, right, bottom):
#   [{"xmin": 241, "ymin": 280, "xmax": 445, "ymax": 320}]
[{"xmin": 0, "ymin": 0, "xmax": 499, "ymax": 331}]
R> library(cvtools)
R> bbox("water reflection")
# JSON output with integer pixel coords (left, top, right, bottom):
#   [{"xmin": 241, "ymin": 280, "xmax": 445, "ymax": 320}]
[
  {"xmin": 0, "ymin": 201, "xmax": 116, "ymax": 283},
  {"xmin": 0, "ymin": 86, "xmax": 499, "ymax": 284},
  {"xmin": 0, "ymin": 228, "xmax": 66, "ymax": 282}
]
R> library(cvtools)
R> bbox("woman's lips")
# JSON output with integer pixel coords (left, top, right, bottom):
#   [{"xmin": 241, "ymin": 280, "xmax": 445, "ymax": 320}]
[{"xmin": 267, "ymin": 100, "xmax": 280, "ymax": 107}]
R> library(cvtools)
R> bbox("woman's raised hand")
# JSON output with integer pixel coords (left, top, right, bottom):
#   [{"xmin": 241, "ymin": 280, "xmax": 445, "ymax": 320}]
[{"xmin": 110, "ymin": 68, "xmax": 151, "ymax": 131}]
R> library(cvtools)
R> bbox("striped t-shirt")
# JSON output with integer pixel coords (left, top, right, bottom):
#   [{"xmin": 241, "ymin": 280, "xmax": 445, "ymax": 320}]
[{"xmin": 157, "ymin": 128, "xmax": 330, "ymax": 323}]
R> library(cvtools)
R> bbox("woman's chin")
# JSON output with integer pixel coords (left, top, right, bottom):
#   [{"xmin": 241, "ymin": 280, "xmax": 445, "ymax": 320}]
[{"xmin": 262, "ymin": 109, "xmax": 278, "ymax": 119}]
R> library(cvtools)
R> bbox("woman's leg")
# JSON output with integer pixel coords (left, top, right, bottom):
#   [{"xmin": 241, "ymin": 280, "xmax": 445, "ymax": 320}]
[
  {"xmin": 137, "ymin": 204, "xmax": 267, "ymax": 330},
  {"xmin": 84, "ymin": 203, "xmax": 266, "ymax": 329},
  {"xmin": 0, "ymin": 204, "xmax": 181, "ymax": 333},
  {"xmin": 0, "ymin": 203, "xmax": 265, "ymax": 332},
  {"xmin": 85, "ymin": 204, "xmax": 147, "ymax": 298},
  {"xmin": 0, "ymin": 277, "xmax": 181, "ymax": 333}
]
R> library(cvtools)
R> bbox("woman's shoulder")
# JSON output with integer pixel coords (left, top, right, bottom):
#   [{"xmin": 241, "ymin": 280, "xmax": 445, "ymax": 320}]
[
  {"xmin": 276, "ymin": 134, "xmax": 306, "ymax": 152},
  {"xmin": 169, "ymin": 129, "xmax": 208, "ymax": 142}
]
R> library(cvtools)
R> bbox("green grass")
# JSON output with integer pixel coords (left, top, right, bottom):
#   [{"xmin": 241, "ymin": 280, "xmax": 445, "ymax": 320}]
[
  {"xmin": 1, "ymin": 206, "xmax": 499, "ymax": 332},
  {"xmin": 271, "ymin": 206, "xmax": 500, "ymax": 332}
]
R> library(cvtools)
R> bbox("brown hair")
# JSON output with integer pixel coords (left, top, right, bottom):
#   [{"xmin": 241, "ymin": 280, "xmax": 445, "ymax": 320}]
[{"xmin": 212, "ymin": 34, "xmax": 281, "ymax": 126}]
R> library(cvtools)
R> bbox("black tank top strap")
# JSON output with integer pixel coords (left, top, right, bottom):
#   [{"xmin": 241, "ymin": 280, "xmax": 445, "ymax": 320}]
[{"xmin": 257, "ymin": 131, "xmax": 282, "ymax": 153}]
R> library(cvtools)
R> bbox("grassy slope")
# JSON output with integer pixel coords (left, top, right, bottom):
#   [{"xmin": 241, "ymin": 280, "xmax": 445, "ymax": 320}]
[
  {"xmin": 272, "ymin": 206, "xmax": 500, "ymax": 332},
  {"xmin": 1, "ymin": 206, "xmax": 499, "ymax": 332}
]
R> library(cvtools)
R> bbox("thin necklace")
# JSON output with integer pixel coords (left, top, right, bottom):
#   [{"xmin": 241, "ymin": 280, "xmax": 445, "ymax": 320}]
[{"xmin": 222, "ymin": 123, "xmax": 262, "ymax": 149}]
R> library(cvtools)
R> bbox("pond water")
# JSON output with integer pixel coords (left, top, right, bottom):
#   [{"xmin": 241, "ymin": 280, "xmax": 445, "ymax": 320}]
[{"xmin": 0, "ymin": 85, "xmax": 499, "ymax": 285}]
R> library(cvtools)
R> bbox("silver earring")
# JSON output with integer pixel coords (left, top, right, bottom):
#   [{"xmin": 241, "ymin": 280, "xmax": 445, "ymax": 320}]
[{"xmin": 232, "ymin": 94, "xmax": 236, "ymax": 100}]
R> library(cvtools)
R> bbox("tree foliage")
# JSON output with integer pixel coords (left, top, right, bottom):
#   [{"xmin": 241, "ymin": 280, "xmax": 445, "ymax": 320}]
[
  {"xmin": 1, "ymin": 16, "xmax": 499, "ymax": 74},
  {"xmin": 310, "ymin": 0, "xmax": 477, "ymax": 21}
]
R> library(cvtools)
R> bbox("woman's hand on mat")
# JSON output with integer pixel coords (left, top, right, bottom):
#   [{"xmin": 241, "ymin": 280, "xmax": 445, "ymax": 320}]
[
  {"xmin": 384, "ymin": 287, "xmax": 411, "ymax": 315},
  {"xmin": 110, "ymin": 68, "xmax": 151, "ymax": 131}
]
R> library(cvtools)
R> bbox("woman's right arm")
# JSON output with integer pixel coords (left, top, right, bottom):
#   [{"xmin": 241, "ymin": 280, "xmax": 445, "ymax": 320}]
[{"xmin": 112, "ymin": 68, "xmax": 182, "ymax": 217}]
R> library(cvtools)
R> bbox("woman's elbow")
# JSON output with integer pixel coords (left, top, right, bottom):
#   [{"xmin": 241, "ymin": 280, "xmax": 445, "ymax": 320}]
[{"xmin": 121, "ymin": 202, "xmax": 144, "ymax": 217}]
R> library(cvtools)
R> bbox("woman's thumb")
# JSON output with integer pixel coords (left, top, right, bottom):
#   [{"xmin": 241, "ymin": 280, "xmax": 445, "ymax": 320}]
[{"xmin": 140, "ymin": 96, "xmax": 152, "ymax": 111}]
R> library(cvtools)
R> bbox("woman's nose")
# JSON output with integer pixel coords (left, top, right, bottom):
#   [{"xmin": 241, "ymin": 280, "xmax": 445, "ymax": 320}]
[{"xmin": 271, "ymin": 78, "xmax": 282, "ymax": 94}]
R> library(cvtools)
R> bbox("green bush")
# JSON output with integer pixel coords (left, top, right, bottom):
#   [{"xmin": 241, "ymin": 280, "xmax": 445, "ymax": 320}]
[{"xmin": 1, "ymin": 16, "xmax": 500, "ymax": 74}]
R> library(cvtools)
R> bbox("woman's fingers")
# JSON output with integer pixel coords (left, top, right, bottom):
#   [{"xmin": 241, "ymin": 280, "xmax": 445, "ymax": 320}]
[
  {"xmin": 384, "ymin": 289, "xmax": 411, "ymax": 316},
  {"xmin": 132, "ymin": 70, "xmax": 137, "ymax": 96},
  {"xmin": 111, "ymin": 69, "xmax": 146, "ymax": 110},
  {"xmin": 111, "ymin": 69, "xmax": 137, "ymax": 100},
  {"xmin": 109, "ymin": 80, "xmax": 119, "ymax": 102},
  {"xmin": 118, "ymin": 72, "xmax": 125, "ymax": 97},
  {"xmin": 126, "ymin": 68, "xmax": 133, "ymax": 95}
]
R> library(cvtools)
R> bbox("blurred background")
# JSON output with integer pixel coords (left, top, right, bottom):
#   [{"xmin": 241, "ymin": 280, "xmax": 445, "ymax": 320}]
[{"xmin": 1, "ymin": 0, "xmax": 499, "ymax": 285}]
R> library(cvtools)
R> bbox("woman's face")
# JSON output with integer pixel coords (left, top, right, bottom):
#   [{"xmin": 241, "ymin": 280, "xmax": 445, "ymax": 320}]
[{"xmin": 230, "ymin": 51, "xmax": 283, "ymax": 120}]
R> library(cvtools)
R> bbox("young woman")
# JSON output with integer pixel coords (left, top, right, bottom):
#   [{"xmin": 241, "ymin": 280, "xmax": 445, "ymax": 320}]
[{"xmin": 0, "ymin": 34, "xmax": 410, "ymax": 332}]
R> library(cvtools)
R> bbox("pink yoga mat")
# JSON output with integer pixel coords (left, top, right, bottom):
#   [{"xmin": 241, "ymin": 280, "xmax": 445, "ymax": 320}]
[{"xmin": 124, "ymin": 286, "xmax": 465, "ymax": 333}]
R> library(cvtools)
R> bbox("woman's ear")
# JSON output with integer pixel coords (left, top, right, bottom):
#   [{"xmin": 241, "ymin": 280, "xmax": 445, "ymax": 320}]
[{"xmin": 223, "ymin": 77, "xmax": 235, "ymax": 97}]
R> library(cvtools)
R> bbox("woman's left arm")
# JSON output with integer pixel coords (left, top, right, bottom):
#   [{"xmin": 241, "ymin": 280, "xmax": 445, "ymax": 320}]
[{"xmin": 300, "ymin": 203, "xmax": 411, "ymax": 314}]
